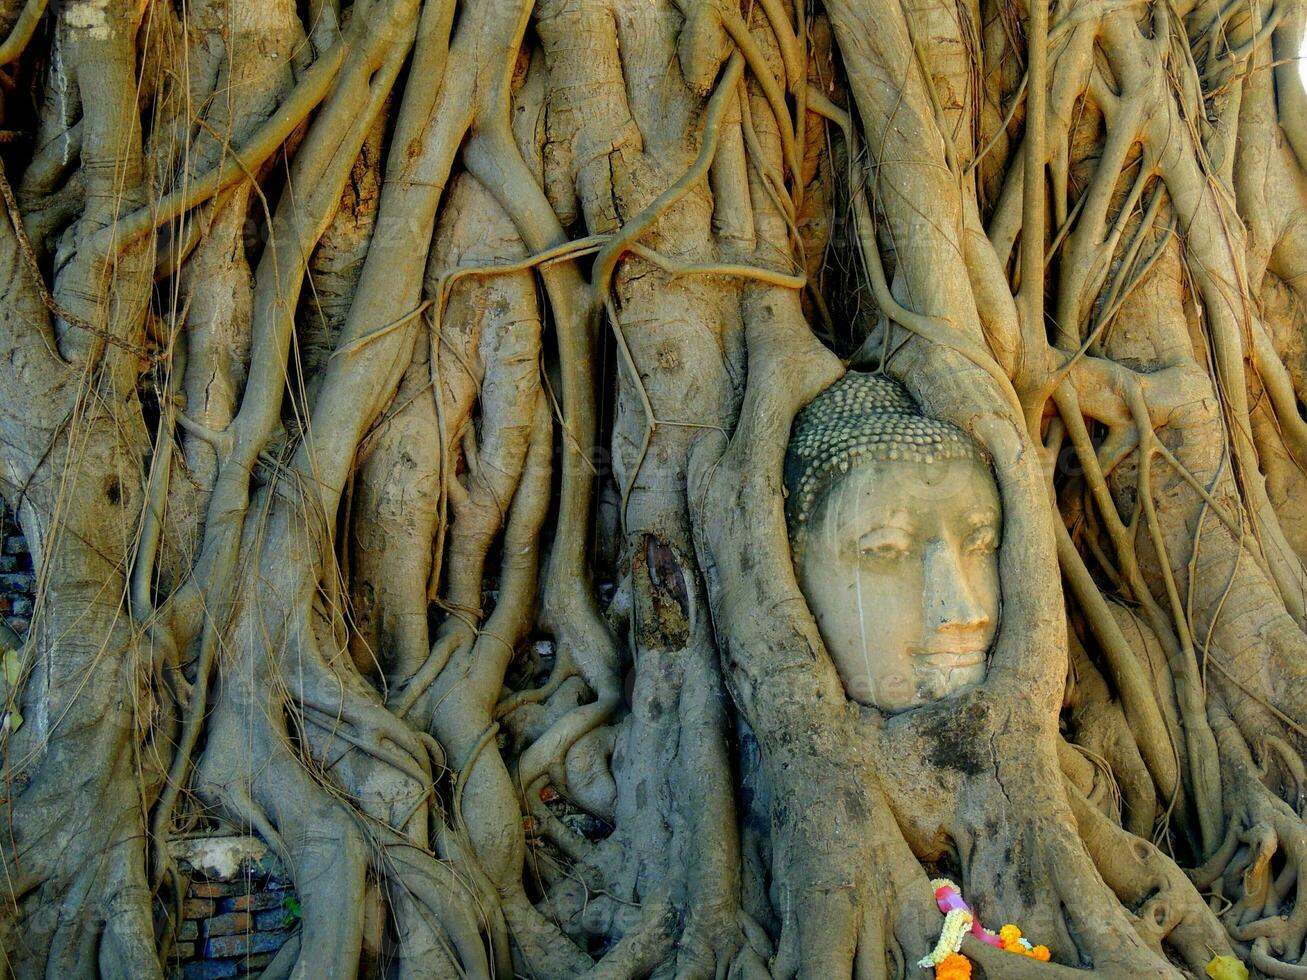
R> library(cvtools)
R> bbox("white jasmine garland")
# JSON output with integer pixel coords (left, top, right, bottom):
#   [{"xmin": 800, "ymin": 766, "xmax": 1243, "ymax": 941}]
[{"xmin": 917, "ymin": 908, "xmax": 973, "ymax": 968}]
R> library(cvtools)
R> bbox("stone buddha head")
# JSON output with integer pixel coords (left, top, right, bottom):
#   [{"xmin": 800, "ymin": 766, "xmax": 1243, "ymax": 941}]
[{"xmin": 785, "ymin": 373, "xmax": 1002, "ymax": 712}]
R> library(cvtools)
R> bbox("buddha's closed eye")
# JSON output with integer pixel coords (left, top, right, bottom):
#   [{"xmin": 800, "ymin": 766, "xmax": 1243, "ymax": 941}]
[{"xmin": 858, "ymin": 526, "xmax": 912, "ymax": 561}]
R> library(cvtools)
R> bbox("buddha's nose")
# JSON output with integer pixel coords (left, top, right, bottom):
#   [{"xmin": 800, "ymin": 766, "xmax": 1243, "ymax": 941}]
[{"xmin": 923, "ymin": 539, "xmax": 990, "ymax": 635}]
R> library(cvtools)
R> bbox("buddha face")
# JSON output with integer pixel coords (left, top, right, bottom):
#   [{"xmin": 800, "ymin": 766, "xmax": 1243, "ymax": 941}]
[{"xmin": 795, "ymin": 455, "xmax": 1001, "ymax": 712}]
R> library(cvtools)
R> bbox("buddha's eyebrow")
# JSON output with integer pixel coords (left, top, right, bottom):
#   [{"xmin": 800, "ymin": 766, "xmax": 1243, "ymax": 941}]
[{"xmin": 838, "ymin": 509, "xmax": 912, "ymax": 537}]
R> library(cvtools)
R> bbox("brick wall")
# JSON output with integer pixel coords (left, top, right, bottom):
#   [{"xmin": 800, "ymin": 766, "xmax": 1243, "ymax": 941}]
[
  {"xmin": 0, "ymin": 503, "xmax": 34, "ymax": 638},
  {"xmin": 170, "ymin": 836, "xmax": 298, "ymax": 979},
  {"xmin": 0, "ymin": 519, "xmax": 299, "ymax": 978}
]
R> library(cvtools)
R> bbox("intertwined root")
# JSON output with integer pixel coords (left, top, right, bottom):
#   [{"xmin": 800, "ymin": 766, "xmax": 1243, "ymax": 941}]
[
  {"xmin": 1182, "ymin": 705, "xmax": 1307, "ymax": 975},
  {"xmin": 2, "ymin": 0, "xmax": 1307, "ymax": 975}
]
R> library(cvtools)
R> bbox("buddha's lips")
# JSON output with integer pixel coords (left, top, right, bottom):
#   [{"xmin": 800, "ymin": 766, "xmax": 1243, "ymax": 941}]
[{"xmin": 911, "ymin": 648, "xmax": 986, "ymax": 670}]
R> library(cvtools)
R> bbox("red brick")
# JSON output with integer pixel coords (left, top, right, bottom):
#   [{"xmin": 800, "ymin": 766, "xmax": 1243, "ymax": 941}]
[
  {"xmin": 204, "ymin": 930, "xmax": 288, "ymax": 958},
  {"xmin": 168, "ymin": 941, "xmax": 195, "ymax": 960},
  {"xmin": 178, "ymin": 920, "xmax": 198, "ymax": 941},
  {"xmin": 181, "ymin": 898, "xmax": 214, "ymax": 919},
  {"xmin": 189, "ymin": 881, "xmax": 240, "ymax": 898},
  {"xmin": 181, "ymin": 962, "xmax": 236, "ymax": 980},
  {"xmin": 263, "ymin": 908, "xmax": 301, "ymax": 931},
  {"xmin": 227, "ymin": 891, "xmax": 285, "ymax": 912},
  {"xmin": 204, "ymin": 912, "xmax": 251, "ymax": 937}
]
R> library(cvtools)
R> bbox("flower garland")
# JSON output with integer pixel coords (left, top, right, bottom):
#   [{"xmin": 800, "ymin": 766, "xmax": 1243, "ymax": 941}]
[
  {"xmin": 934, "ymin": 952, "xmax": 972, "ymax": 980},
  {"xmin": 998, "ymin": 922, "xmax": 1051, "ymax": 961},
  {"xmin": 917, "ymin": 879, "xmax": 1050, "ymax": 977}
]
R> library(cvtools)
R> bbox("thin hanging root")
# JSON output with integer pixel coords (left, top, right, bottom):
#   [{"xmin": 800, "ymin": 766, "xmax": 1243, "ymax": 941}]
[
  {"xmin": 379, "ymin": 842, "xmax": 499, "ymax": 978},
  {"xmin": 967, "ymin": 72, "xmax": 1028, "ymax": 178},
  {"xmin": 1152, "ymin": 439, "xmax": 1245, "ymax": 545},
  {"xmin": 835, "ymin": 115, "xmax": 1025, "ymax": 417},
  {"xmin": 1049, "ymin": 208, "xmax": 1175, "ymax": 394},
  {"xmin": 295, "ymin": 667, "xmax": 433, "ymax": 792},
  {"xmin": 1056, "ymin": 522, "xmax": 1180, "ymax": 803},
  {"xmin": 627, "ymin": 242, "xmax": 805, "ymax": 288},
  {"xmin": 429, "ymin": 236, "xmax": 608, "ymax": 325},
  {"xmin": 331, "ymin": 300, "xmax": 433, "ymax": 358},
  {"xmin": 300, "ymin": 704, "xmax": 430, "ymax": 789},
  {"xmin": 603, "ymin": 293, "xmax": 729, "ymax": 525},
  {"xmin": 591, "ymin": 52, "xmax": 744, "ymax": 301},
  {"xmin": 739, "ymin": 77, "xmax": 799, "ymax": 229},
  {"xmin": 1129, "ymin": 386, "xmax": 1224, "ymax": 853},
  {"xmin": 0, "ymin": 159, "xmax": 152, "ymax": 360},
  {"xmin": 441, "ymin": 268, "xmax": 542, "ymax": 620},
  {"xmin": 706, "ymin": 2, "xmax": 802, "ymax": 204},
  {"xmin": 1053, "ymin": 380, "xmax": 1192, "ymax": 679},
  {"xmin": 395, "ymin": 626, "xmax": 474, "ymax": 719},
  {"xmin": 102, "ymin": 39, "xmax": 350, "ymax": 255}
]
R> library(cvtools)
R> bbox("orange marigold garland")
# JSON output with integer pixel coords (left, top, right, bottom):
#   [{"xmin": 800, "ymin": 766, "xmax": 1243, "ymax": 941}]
[
  {"xmin": 935, "ymin": 952, "xmax": 972, "ymax": 979},
  {"xmin": 999, "ymin": 923, "xmax": 1051, "ymax": 961}
]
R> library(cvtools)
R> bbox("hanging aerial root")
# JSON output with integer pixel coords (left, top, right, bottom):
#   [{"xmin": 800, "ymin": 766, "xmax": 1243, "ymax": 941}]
[{"xmin": 428, "ymin": 400, "xmax": 593, "ymax": 975}]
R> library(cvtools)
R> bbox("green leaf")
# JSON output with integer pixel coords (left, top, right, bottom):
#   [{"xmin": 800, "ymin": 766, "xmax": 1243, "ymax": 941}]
[
  {"xmin": 3, "ymin": 649, "xmax": 20, "ymax": 687},
  {"xmin": 4, "ymin": 711, "xmax": 21, "ymax": 734}
]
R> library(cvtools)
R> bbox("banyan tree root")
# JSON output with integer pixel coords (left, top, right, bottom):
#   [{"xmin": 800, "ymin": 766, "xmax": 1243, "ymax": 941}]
[{"xmin": 2, "ymin": 0, "xmax": 1307, "ymax": 977}]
